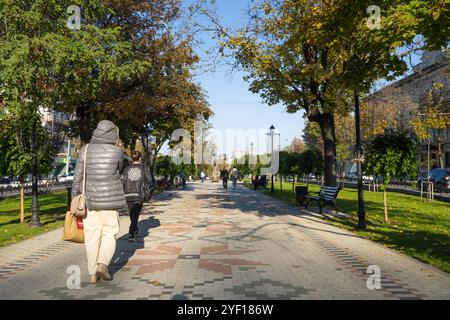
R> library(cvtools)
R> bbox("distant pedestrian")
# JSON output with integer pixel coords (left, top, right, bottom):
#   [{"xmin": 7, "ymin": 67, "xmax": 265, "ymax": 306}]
[
  {"xmin": 259, "ymin": 175, "xmax": 267, "ymax": 190},
  {"xmin": 122, "ymin": 150, "xmax": 154, "ymax": 242},
  {"xmin": 230, "ymin": 167, "xmax": 239, "ymax": 190},
  {"xmin": 220, "ymin": 168, "xmax": 229, "ymax": 189},
  {"xmin": 72, "ymin": 120, "xmax": 127, "ymax": 284},
  {"xmin": 252, "ymin": 175, "xmax": 259, "ymax": 190},
  {"xmin": 200, "ymin": 171, "xmax": 206, "ymax": 183},
  {"xmin": 179, "ymin": 171, "xmax": 188, "ymax": 189}
]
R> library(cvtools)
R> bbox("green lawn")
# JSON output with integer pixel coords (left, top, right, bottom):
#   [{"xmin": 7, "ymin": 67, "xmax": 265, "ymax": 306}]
[
  {"xmin": 245, "ymin": 180, "xmax": 450, "ymax": 273},
  {"xmin": 0, "ymin": 188, "xmax": 167, "ymax": 248},
  {"xmin": 0, "ymin": 192, "xmax": 67, "ymax": 247}
]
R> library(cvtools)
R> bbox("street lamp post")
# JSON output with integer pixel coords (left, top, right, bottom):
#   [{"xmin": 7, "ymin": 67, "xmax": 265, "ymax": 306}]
[
  {"xmin": 29, "ymin": 121, "xmax": 41, "ymax": 227},
  {"xmin": 250, "ymin": 142, "xmax": 254, "ymax": 182},
  {"xmin": 66, "ymin": 139, "xmax": 71, "ymax": 176},
  {"xmin": 349, "ymin": 54, "xmax": 366, "ymax": 230},
  {"xmin": 354, "ymin": 91, "xmax": 366, "ymax": 230},
  {"xmin": 270, "ymin": 125, "xmax": 275, "ymax": 194}
]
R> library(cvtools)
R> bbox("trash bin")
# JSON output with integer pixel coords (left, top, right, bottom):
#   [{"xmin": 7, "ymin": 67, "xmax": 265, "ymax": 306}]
[{"xmin": 295, "ymin": 186, "xmax": 308, "ymax": 207}]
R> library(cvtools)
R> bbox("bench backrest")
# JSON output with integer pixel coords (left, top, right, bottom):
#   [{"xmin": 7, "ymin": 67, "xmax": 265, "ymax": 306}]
[{"xmin": 319, "ymin": 186, "xmax": 340, "ymax": 202}]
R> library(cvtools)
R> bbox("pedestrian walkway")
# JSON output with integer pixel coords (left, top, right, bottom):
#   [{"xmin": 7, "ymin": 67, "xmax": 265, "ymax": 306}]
[{"xmin": 0, "ymin": 182, "xmax": 449, "ymax": 299}]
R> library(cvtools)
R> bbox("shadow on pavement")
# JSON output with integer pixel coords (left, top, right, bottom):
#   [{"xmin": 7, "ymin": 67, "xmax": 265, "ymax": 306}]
[
  {"xmin": 194, "ymin": 184, "xmax": 303, "ymax": 217},
  {"xmin": 110, "ymin": 215, "xmax": 161, "ymax": 275},
  {"xmin": 195, "ymin": 184, "xmax": 364, "ymax": 240}
]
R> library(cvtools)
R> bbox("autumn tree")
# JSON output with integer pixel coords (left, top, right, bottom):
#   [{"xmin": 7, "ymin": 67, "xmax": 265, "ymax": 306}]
[
  {"xmin": 219, "ymin": 0, "xmax": 449, "ymax": 187},
  {"xmin": 334, "ymin": 114, "xmax": 355, "ymax": 174},
  {"xmin": 286, "ymin": 137, "xmax": 306, "ymax": 153},
  {"xmin": 411, "ymin": 83, "xmax": 450, "ymax": 169},
  {"xmin": 223, "ymin": 1, "xmax": 401, "ymax": 186},
  {"xmin": 361, "ymin": 85, "xmax": 418, "ymax": 140},
  {"xmin": 303, "ymin": 121, "xmax": 323, "ymax": 152},
  {"xmin": 84, "ymin": 1, "xmax": 213, "ymax": 170}
]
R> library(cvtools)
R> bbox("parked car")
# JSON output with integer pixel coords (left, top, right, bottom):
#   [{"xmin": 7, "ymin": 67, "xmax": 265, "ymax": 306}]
[
  {"xmin": 417, "ymin": 169, "xmax": 450, "ymax": 193},
  {"xmin": 0, "ymin": 177, "xmax": 11, "ymax": 188},
  {"xmin": 59, "ymin": 172, "xmax": 75, "ymax": 183},
  {"xmin": 346, "ymin": 172, "xmax": 375, "ymax": 182},
  {"xmin": 40, "ymin": 177, "xmax": 56, "ymax": 185}
]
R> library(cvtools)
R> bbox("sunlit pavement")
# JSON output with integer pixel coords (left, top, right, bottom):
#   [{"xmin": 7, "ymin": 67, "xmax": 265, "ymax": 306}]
[{"xmin": 0, "ymin": 182, "xmax": 449, "ymax": 300}]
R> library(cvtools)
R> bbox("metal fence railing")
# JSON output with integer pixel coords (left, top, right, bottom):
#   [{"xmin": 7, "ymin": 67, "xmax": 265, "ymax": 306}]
[{"xmin": 0, "ymin": 181, "xmax": 71, "ymax": 199}]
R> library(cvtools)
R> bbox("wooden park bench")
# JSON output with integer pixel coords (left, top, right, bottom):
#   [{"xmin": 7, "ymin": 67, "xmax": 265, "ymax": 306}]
[{"xmin": 305, "ymin": 186, "xmax": 340, "ymax": 214}]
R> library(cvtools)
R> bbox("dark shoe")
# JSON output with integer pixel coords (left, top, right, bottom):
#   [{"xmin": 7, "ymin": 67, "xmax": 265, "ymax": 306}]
[
  {"xmin": 96, "ymin": 263, "xmax": 113, "ymax": 281},
  {"xmin": 89, "ymin": 274, "xmax": 99, "ymax": 284},
  {"xmin": 128, "ymin": 234, "xmax": 137, "ymax": 242}
]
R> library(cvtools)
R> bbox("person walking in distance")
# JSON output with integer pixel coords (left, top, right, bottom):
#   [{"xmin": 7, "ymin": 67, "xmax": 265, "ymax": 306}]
[
  {"xmin": 72, "ymin": 120, "xmax": 127, "ymax": 284},
  {"xmin": 179, "ymin": 170, "xmax": 188, "ymax": 189},
  {"xmin": 122, "ymin": 150, "xmax": 153, "ymax": 242},
  {"xmin": 230, "ymin": 167, "xmax": 239, "ymax": 190},
  {"xmin": 200, "ymin": 170, "xmax": 206, "ymax": 183},
  {"xmin": 220, "ymin": 168, "xmax": 229, "ymax": 189}
]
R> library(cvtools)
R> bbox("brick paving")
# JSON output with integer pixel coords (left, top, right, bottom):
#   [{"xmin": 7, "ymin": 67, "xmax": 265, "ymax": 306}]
[{"xmin": 0, "ymin": 182, "xmax": 449, "ymax": 300}]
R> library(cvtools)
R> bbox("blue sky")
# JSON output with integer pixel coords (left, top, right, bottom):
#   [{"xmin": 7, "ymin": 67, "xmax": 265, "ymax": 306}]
[
  {"xmin": 184, "ymin": 0, "xmax": 306, "ymax": 157},
  {"xmin": 175, "ymin": 0, "xmax": 425, "ymax": 158}
]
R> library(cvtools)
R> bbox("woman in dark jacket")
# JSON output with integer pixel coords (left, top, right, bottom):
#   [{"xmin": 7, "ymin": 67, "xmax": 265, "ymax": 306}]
[
  {"xmin": 122, "ymin": 150, "xmax": 153, "ymax": 242},
  {"xmin": 72, "ymin": 120, "xmax": 127, "ymax": 284}
]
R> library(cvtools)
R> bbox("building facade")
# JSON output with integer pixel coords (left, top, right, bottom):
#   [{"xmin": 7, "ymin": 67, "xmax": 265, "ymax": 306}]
[
  {"xmin": 39, "ymin": 107, "xmax": 77, "ymax": 176},
  {"xmin": 365, "ymin": 50, "xmax": 450, "ymax": 171}
]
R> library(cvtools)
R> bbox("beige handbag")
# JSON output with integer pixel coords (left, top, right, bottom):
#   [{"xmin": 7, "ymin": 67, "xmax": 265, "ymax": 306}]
[
  {"xmin": 70, "ymin": 144, "xmax": 89, "ymax": 219},
  {"xmin": 62, "ymin": 211, "xmax": 84, "ymax": 243}
]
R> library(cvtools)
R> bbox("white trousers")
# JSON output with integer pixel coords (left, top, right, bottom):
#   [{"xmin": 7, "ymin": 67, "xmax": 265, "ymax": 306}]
[{"xmin": 84, "ymin": 210, "xmax": 120, "ymax": 275}]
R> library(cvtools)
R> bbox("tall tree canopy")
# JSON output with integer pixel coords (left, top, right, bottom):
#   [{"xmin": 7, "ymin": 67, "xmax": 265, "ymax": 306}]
[
  {"xmin": 222, "ymin": 0, "xmax": 449, "ymax": 186},
  {"xmin": 0, "ymin": 0, "xmax": 212, "ymax": 173}
]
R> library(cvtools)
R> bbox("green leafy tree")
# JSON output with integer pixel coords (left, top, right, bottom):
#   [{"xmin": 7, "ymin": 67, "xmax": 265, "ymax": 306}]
[
  {"xmin": 0, "ymin": 111, "xmax": 56, "ymax": 223},
  {"xmin": 155, "ymin": 155, "xmax": 178, "ymax": 183},
  {"xmin": 299, "ymin": 148, "xmax": 325, "ymax": 186},
  {"xmin": 365, "ymin": 129, "xmax": 419, "ymax": 223},
  {"xmin": 278, "ymin": 151, "xmax": 292, "ymax": 191},
  {"xmin": 0, "ymin": 0, "xmax": 132, "ymax": 221},
  {"xmin": 285, "ymin": 152, "xmax": 302, "ymax": 192}
]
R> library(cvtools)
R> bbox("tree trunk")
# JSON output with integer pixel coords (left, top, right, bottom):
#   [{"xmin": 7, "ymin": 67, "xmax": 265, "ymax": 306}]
[
  {"xmin": 319, "ymin": 113, "xmax": 337, "ymax": 187},
  {"xmin": 292, "ymin": 175, "xmax": 295, "ymax": 193},
  {"xmin": 145, "ymin": 139, "xmax": 157, "ymax": 183},
  {"xmin": 279, "ymin": 174, "xmax": 282, "ymax": 191},
  {"xmin": 76, "ymin": 105, "xmax": 91, "ymax": 145},
  {"xmin": 438, "ymin": 141, "xmax": 445, "ymax": 169},
  {"xmin": 383, "ymin": 190, "xmax": 389, "ymax": 223},
  {"xmin": 20, "ymin": 176, "xmax": 25, "ymax": 224}
]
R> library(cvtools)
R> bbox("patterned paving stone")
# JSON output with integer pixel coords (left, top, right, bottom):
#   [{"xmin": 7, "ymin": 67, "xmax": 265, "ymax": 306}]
[{"xmin": 0, "ymin": 182, "xmax": 449, "ymax": 300}]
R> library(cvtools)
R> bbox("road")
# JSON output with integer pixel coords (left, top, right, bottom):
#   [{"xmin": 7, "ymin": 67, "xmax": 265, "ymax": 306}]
[{"xmin": 0, "ymin": 182, "xmax": 449, "ymax": 299}]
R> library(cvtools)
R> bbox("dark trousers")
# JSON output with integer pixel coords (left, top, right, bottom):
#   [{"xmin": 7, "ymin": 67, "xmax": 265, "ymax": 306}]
[
  {"xmin": 127, "ymin": 200, "xmax": 143, "ymax": 235},
  {"xmin": 222, "ymin": 179, "xmax": 228, "ymax": 189}
]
